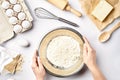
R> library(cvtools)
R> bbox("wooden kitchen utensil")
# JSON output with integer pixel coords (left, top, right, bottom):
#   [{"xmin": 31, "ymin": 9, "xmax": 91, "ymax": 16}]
[
  {"xmin": 99, "ymin": 22, "xmax": 120, "ymax": 43},
  {"xmin": 48, "ymin": 0, "xmax": 82, "ymax": 17}
]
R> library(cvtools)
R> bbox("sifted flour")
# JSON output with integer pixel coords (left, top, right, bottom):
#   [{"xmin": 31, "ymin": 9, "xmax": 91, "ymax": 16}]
[{"xmin": 47, "ymin": 36, "xmax": 81, "ymax": 69}]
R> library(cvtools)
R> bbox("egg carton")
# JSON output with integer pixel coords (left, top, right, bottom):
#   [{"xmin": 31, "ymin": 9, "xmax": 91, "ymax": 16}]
[{"xmin": 0, "ymin": 0, "xmax": 33, "ymax": 33}]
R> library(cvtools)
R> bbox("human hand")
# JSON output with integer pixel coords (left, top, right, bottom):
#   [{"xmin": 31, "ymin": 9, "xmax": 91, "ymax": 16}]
[
  {"xmin": 31, "ymin": 50, "xmax": 46, "ymax": 80},
  {"xmin": 83, "ymin": 37, "xmax": 97, "ymax": 70}
]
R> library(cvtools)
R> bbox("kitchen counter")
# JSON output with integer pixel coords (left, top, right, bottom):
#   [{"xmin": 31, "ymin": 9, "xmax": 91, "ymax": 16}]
[{"xmin": 0, "ymin": 0, "xmax": 120, "ymax": 80}]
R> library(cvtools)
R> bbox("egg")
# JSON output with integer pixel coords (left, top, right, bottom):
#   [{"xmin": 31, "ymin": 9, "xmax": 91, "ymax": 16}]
[
  {"xmin": 5, "ymin": 9, "xmax": 14, "ymax": 17},
  {"xmin": 9, "ymin": 0, "xmax": 17, "ymax": 4},
  {"xmin": 13, "ymin": 4, "xmax": 21, "ymax": 12},
  {"xmin": 16, "ymin": 38, "xmax": 30, "ymax": 47},
  {"xmin": 22, "ymin": 20, "xmax": 31, "ymax": 29},
  {"xmin": 18, "ymin": 12, "xmax": 26, "ymax": 20},
  {"xmin": 1, "ymin": 1, "xmax": 10, "ymax": 9},
  {"xmin": 13, "ymin": 25, "xmax": 22, "ymax": 33},
  {"xmin": 9, "ymin": 17, "xmax": 18, "ymax": 24}
]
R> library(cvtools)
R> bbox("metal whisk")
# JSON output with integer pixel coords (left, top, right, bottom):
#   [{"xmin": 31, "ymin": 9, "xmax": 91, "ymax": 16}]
[{"xmin": 34, "ymin": 7, "xmax": 79, "ymax": 27}]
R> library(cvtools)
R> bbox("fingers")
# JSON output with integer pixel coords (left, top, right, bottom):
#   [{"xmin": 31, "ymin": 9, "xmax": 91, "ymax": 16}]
[
  {"xmin": 32, "ymin": 50, "xmax": 38, "ymax": 69},
  {"xmin": 83, "ymin": 37, "xmax": 92, "ymax": 50},
  {"xmin": 83, "ymin": 44, "xmax": 88, "ymax": 56}
]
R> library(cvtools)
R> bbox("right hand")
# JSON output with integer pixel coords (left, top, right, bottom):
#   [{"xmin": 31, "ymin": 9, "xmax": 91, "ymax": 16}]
[{"xmin": 83, "ymin": 37, "xmax": 97, "ymax": 70}]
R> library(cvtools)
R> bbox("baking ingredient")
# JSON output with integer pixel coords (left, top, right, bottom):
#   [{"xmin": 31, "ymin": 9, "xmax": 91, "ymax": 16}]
[
  {"xmin": 13, "ymin": 25, "xmax": 22, "ymax": 33},
  {"xmin": 1, "ymin": 1, "xmax": 10, "ymax": 9},
  {"xmin": 92, "ymin": 0, "xmax": 113, "ymax": 22},
  {"xmin": 6, "ymin": 9, "xmax": 14, "ymax": 17},
  {"xmin": 16, "ymin": 38, "xmax": 30, "ymax": 47},
  {"xmin": 80, "ymin": 0, "xmax": 120, "ymax": 30},
  {"xmin": 18, "ymin": 12, "xmax": 26, "ymax": 20},
  {"xmin": 13, "ymin": 4, "xmax": 21, "ymax": 12},
  {"xmin": 47, "ymin": 36, "xmax": 80, "ymax": 69},
  {"xmin": 9, "ymin": 17, "xmax": 18, "ymax": 24},
  {"xmin": 22, "ymin": 20, "xmax": 31, "ymax": 29},
  {"xmin": 10, "ymin": 0, "xmax": 17, "ymax": 4}
]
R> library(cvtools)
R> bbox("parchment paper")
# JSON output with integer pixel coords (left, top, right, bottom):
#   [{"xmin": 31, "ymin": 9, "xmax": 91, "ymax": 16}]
[{"xmin": 79, "ymin": 0, "xmax": 120, "ymax": 31}]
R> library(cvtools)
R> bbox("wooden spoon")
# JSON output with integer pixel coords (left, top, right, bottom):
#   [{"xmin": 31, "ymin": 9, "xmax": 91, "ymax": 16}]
[{"xmin": 99, "ymin": 22, "xmax": 120, "ymax": 42}]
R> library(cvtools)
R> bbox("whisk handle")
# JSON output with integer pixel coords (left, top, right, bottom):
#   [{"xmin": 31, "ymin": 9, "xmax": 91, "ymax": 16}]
[{"xmin": 58, "ymin": 17, "xmax": 79, "ymax": 27}]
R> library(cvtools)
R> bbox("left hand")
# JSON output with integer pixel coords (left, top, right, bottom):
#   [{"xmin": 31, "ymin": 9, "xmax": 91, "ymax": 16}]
[{"xmin": 31, "ymin": 50, "xmax": 46, "ymax": 80}]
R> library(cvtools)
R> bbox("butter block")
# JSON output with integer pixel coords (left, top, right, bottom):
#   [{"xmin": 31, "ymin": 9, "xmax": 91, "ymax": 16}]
[{"xmin": 92, "ymin": 0, "xmax": 113, "ymax": 22}]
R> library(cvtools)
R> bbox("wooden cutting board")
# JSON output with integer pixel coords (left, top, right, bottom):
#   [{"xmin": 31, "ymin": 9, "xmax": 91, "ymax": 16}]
[{"xmin": 79, "ymin": 0, "xmax": 120, "ymax": 31}]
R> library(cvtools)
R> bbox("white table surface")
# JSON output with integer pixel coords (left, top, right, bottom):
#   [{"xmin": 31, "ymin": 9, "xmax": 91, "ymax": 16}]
[{"xmin": 0, "ymin": 0, "xmax": 120, "ymax": 80}]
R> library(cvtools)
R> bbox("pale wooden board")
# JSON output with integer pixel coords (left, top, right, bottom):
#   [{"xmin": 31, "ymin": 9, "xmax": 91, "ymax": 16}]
[{"xmin": 79, "ymin": 0, "xmax": 120, "ymax": 31}]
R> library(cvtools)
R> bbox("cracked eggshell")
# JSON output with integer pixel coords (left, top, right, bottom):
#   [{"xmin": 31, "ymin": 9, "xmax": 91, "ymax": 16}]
[
  {"xmin": 13, "ymin": 25, "xmax": 22, "ymax": 33},
  {"xmin": 22, "ymin": 20, "xmax": 31, "ymax": 29},
  {"xmin": 9, "ymin": 17, "xmax": 18, "ymax": 24},
  {"xmin": 18, "ymin": 12, "xmax": 26, "ymax": 20},
  {"xmin": 9, "ymin": 0, "xmax": 17, "ymax": 4},
  {"xmin": 1, "ymin": 1, "xmax": 10, "ymax": 9},
  {"xmin": 5, "ymin": 9, "xmax": 14, "ymax": 17},
  {"xmin": 13, "ymin": 4, "xmax": 21, "ymax": 12}
]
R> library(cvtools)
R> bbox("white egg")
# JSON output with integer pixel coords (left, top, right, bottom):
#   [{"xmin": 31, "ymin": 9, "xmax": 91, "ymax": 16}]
[
  {"xmin": 1, "ymin": 1, "xmax": 10, "ymax": 9},
  {"xmin": 13, "ymin": 25, "xmax": 22, "ymax": 33},
  {"xmin": 16, "ymin": 38, "xmax": 30, "ymax": 47},
  {"xmin": 13, "ymin": 4, "xmax": 21, "ymax": 12},
  {"xmin": 9, "ymin": 17, "xmax": 18, "ymax": 24},
  {"xmin": 22, "ymin": 20, "xmax": 31, "ymax": 29},
  {"xmin": 10, "ymin": 0, "xmax": 17, "ymax": 4},
  {"xmin": 6, "ymin": 9, "xmax": 14, "ymax": 17},
  {"xmin": 18, "ymin": 12, "xmax": 26, "ymax": 20}
]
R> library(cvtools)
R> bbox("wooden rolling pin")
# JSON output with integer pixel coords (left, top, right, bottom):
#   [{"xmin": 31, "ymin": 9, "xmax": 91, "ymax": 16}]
[{"xmin": 48, "ymin": 0, "xmax": 82, "ymax": 17}]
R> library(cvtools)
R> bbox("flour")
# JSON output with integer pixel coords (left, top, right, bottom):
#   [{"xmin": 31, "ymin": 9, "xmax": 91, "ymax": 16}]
[{"xmin": 47, "ymin": 36, "xmax": 81, "ymax": 69}]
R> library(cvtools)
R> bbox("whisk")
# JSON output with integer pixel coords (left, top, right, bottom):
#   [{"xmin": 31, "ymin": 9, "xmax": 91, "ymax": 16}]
[{"xmin": 34, "ymin": 7, "xmax": 79, "ymax": 27}]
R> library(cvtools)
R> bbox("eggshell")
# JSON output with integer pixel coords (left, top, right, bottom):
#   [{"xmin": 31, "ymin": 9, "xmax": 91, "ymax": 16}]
[
  {"xmin": 13, "ymin": 25, "xmax": 22, "ymax": 33},
  {"xmin": 10, "ymin": 0, "xmax": 17, "ymax": 4},
  {"xmin": 16, "ymin": 38, "xmax": 30, "ymax": 47},
  {"xmin": 1, "ymin": 1, "xmax": 10, "ymax": 9},
  {"xmin": 18, "ymin": 12, "xmax": 26, "ymax": 20},
  {"xmin": 13, "ymin": 4, "xmax": 21, "ymax": 12},
  {"xmin": 6, "ymin": 9, "xmax": 14, "ymax": 17},
  {"xmin": 9, "ymin": 17, "xmax": 18, "ymax": 24},
  {"xmin": 22, "ymin": 20, "xmax": 31, "ymax": 29}
]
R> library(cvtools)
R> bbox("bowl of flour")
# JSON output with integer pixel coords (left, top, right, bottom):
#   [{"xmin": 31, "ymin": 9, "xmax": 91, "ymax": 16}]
[{"xmin": 39, "ymin": 28, "xmax": 84, "ymax": 77}]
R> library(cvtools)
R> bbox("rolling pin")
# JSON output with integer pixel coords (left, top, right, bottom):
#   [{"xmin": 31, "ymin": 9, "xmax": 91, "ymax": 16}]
[{"xmin": 47, "ymin": 0, "xmax": 82, "ymax": 17}]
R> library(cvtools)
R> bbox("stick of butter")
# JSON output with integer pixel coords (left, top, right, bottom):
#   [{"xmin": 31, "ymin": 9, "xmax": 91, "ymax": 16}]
[{"xmin": 92, "ymin": 0, "xmax": 113, "ymax": 22}]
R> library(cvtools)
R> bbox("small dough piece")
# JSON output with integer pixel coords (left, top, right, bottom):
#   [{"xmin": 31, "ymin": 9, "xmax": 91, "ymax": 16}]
[
  {"xmin": 9, "ymin": 17, "xmax": 18, "ymax": 24},
  {"xmin": 92, "ymin": 0, "xmax": 113, "ymax": 22},
  {"xmin": 1, "ymin": 1, "xmax": 10, "ymax": 9},
  {"xmin": 22, "ymin": 20, "xmax": 31, "ymax": 29},
  {"xmin": 18, "ymin": 12, "xmax": 26, "ymax": 20},
  {"xmin": 9, "ymin": 0, "xmax": 17, "ymax": 4},
  {"xmin": 13, "ymin": 4, "xmax": 22, "ymax": 12},
  {"xmin": 13, "ymin": 25, "xmax": 22, "ymax": 33},
  {"xmin": 6, "ymin": 9, "xmax": 14, "ymax": 17}
]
